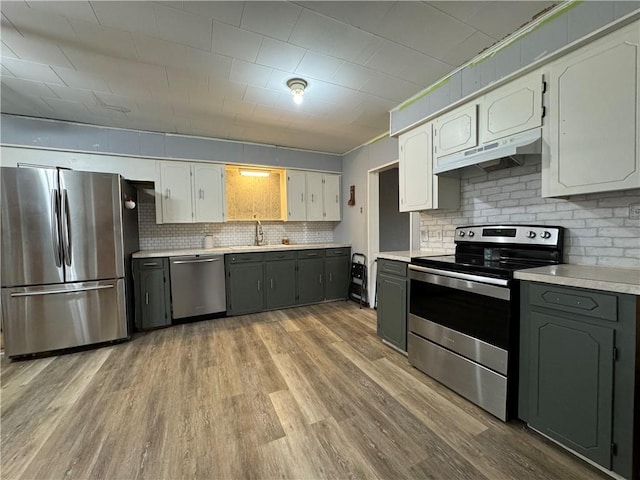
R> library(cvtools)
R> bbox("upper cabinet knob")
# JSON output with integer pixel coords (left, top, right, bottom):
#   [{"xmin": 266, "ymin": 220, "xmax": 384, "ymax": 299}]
[
  {"xmin": 527, "ymin": 231, "xmax": 536, "ymax": 238},
  {"xmin": 541, "ymin": 231, "xmax": 552, "ymax": 239},
  {"xmin": 458, "ymin": 231, "xmax": 465, "ymax": 237},
  {"xmin": 467, "ymin": 231, "xmax": 475, "ymax": 237}
]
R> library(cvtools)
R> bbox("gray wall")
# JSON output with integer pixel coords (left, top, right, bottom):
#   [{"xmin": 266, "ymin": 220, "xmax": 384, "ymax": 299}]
[
  {"xmin": 333, "ymin": 136, "xmax": 398, "ymax": 258},
  {"xmin": 379, "ymin": 168, "xmax": 409, "ymax": 252},
  {"xmin": 0, "ymin": 114, "xmax": 342, "ymax": 172},
  {"xmin": 390, "ymin": 2, "xmax": 640, "ymax": 135}
]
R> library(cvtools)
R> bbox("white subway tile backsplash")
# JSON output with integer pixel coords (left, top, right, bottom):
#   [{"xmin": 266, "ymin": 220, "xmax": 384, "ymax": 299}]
[
  {"xmin": 420, "ymin": 157, "xmax": 640, "ymax": 268},
  {"xmin": 137, "ymin": 201, "xmax": 336, "ymax": 250}
]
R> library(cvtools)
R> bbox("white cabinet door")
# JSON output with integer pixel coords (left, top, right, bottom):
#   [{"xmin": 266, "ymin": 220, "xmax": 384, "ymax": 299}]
[
  {"xmin": 306, "ymin": 172, "xmax": 324, "ymax": 221},
  {"xmin": 160, "ymin": 161, "xmax": 193, "ymax": 223},
  {"xmin": 433, "ymin": 103, "xmax": 478, "ymax": 159},
  {"xmin": 286, "ymin": 170, "xmax": 307, "ymax": 221},
  {"xmin": 322, "ymin": 174, "xmax": 341, "ymax": 221},
  {"xmin": 543, "ymin": 21, "xmax": 640, "ymax": 197},
  {"xmin": 480, "ymin": 71, "xmax": 544, "ymax": 143},
  {"xmin": 194, "ymin": 163, "xmax": 225, "ymax": 223},
  {"xmin": 399, "ymin": 122, "xmax": 433, "ymax": 211}
]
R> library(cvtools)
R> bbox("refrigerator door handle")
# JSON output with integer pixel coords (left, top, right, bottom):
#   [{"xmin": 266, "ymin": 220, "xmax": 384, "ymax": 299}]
[
  {"xmin": 10, "ymin": 285, "xmax": 114, "ymax": 297},
  {"xmin": 61, "ymin": 189, "xmax": 72, "ymax": 266},
  {"xmin": 50, "ymin": 189, "xmax": 62, "ymax": 267}
]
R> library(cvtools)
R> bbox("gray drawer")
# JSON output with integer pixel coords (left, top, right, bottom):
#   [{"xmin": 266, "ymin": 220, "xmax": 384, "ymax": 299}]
[
  {"xmin": 326, "ymin": 247, "xmax": 350, "ymax": 257},
  {"xmin": 135, "ymin": 258, "xmax": 166, "ymax": 270},
  {"xmin": 528, "ymin": 283, "xmax": 618, "ymax": 322},
  {"xmin": 297, "ymin": 249, "xmax": 325, "ymax": 259},
  {"xmin": 226, "ymin": 252, "xmax": 264, "ymax": 264},
  {"xmin": 378, "ymin": 259, "xmax": 407, "ymax": 277},
  {"xmin": 264, "ymin": 250, "xmax": 296, "ymax": 261}
]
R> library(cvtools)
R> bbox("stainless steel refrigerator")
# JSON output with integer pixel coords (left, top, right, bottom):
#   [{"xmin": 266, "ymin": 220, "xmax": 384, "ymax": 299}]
[{"xmin": 1, "ymin": 166, "xmax": 139, "ymax": 358}]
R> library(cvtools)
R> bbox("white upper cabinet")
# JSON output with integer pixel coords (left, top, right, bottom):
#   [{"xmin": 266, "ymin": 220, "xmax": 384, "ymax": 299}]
[
  {"xmin": 399, "ymin": 122, "xmax": 460, "ymax": 212},
  {"xmin": 285, "ymin": 170, "xmax": 341, "ymax": 221},
  {"xmin": 193, "ymin": 163, "xmax": 225, "ymax": 223},
  {"xmin": 159, "ymin": 161, "xmax": 193, "ymax": 223},
  {"xmin": 433, "ymin": 103, "xmax": 478, "ymax": 159},
  {"xmin": 322, "ymin": 174, "xmax": 341, "ymax": 221},
  {"xmin": 480, "ymin": 71, "xmax": 544, "ymax": 143},
  {"xmin": 399, "ymin": 122, "xmax": 433, "ymax": 211},
  {"xmin": 306, "ymin": 172, "xmax": 325, "ymax": 221},
  {"xmin": 543, "ymin": 21, "xmax": 640, "ymax": 197},
  {"xmin": 286, "ymin": 170, "xmax": 307, "ymax": 221},
  {"xmin": 158, "ymin": 161, "xmax": 225, "ymax": 224}
]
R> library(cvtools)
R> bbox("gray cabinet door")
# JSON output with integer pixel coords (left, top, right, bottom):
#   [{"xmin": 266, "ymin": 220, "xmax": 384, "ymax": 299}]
[
  {"xmin": 324, "ymin": 256, "xmax": 349, "ymax": 300},
  {"xmin": 265, "ymin": 259, "xmax": 296, "ymax": 309},
  {"xmin": 227, "ymin": 262, "xmax": 264, "ymax": 315},
  {"xmin": 139, "ymin": 268, "xmax": 170, "ymax": 329},
  {"xmin": 133, "ymin": 258, "xmax": 171, "ymax": 330},
  {"xmin": 297, "ymin": 257, "xmax": 324, "ymax": 304},
  {"xmin": 376, "ymin": 272, "xmax": 407, "ymax": 351},
  {"xmin": 528, "ymin": 311, "xmax": 614, "ymax": 468}
]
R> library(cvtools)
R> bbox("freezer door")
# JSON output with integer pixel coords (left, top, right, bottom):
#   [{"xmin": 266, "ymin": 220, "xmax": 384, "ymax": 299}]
[
  {"xmin": 59, "ymin": 170, "xmax": 124, "ymax": 282},
  {"xmin": 1, "ymin": 279, "xmax": 127, "ymax": 357},
  {"xmin": 1, "ymin": 167, "xmax": 64, "ymax": 287}
]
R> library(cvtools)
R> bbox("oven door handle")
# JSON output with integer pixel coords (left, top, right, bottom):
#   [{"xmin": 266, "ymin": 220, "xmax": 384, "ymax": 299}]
[{"xmin": 409, "ymin": 265, "xmax": 510, "ymax": 301}]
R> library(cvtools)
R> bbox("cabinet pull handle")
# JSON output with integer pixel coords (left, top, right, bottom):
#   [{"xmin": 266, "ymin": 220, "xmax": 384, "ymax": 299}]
[
  {"xmin": 329, "ymin": 273, "xmax": 333, "ymax": 282},
  {"xmin": 145, "ymin": 292, "xmax": 149, "ymax": 305},
  {"xmin": 257, "ymin": 279, "xmax": 261, "ymax": 291},
  {"xmin": 319, "ymin": 274, "xmax": 322, "ymax": 284},
  {"xmin": 311, "ymin": 194, "xmax": 315, "ymax": 202},
  {"xmin": 301, "ymin": 193, "xmax": 304, "ymax": 202},
  {"xmin": 143, "ymin": 262, "xmax": 157, "ymax": 266},
  {"xmin": 270, "ymin": 279, "xmax": 274, "ymax": 289},
  {"xmin": 166, "ymin": 188, "xmax": 171, "ymax": 199},
  {"xmin": 336, "ymin": 195, "xmax": 338, "ymax": 203}
]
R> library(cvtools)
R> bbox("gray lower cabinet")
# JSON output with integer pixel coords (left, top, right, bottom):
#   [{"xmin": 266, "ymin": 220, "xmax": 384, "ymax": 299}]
[
  {"xmin": 264, "ymin": 251, "xmax": 297, "ymax": 310},
  {"xmin": 297, "ymin": 249, "xmax": 325, "ymax": 305},
  {"xmin": 519, "ymin": 282, "xmax": 638, "ymax": 479},
  {"xmin": 225, "ymin": 253, "xmax": 264, "ymax": 316},
  {"xmin": 132, "ymin": 258, "xmax": 171, "ymax": 330},
  {"xmin": 324, "ymin": 248, "xmax": 350, "ymax": 301},
  {"xmin": 376, "ymin": 259, "xmax": 408, "ymax": 351}
]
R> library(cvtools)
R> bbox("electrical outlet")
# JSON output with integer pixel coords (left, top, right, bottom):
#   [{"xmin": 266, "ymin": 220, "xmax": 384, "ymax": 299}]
[
  {"xmin": 428, "ymin": 228, "xmax": 443, "ymax": 241},
  {"xmin": 630, "ymin": 203, "xmax": 640, "ymax": 220}
]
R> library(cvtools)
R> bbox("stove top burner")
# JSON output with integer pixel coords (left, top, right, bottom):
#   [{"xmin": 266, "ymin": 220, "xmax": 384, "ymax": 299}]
[{"xmin": 411, "ymin": 224, "xmax": 565, "ymax": 281}]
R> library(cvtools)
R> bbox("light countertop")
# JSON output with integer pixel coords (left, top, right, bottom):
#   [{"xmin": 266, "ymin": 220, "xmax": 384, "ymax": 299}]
[
  {"xmin": 133, "ymin": 243, "xmax": 351, "ymax": 259},
  {"xmin": 515, "ymin": 264, "xmax": 640, "ymax": 295},
  {"xmin": 375, "ymin": 249, "xmax": 453, "ymax": 263}
]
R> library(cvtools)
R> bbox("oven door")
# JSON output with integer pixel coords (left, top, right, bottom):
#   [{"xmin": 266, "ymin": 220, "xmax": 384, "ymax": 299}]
[
  {"xmin": 407, "ymin": 264, "xmax": 515, "ymax": 420},
  {"xmin": 409, "ymin": 265, "xmax": 511, "ymax": 350}
]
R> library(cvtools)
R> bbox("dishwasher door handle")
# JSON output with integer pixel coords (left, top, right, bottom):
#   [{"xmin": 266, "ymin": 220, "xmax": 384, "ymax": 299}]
[{"xmin": 172, "ymin": 258, "xmax": 219, "ymax": 264}]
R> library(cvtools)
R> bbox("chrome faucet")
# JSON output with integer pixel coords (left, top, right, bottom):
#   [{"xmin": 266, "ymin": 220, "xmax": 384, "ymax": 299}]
[{"xmin": 254, "ymin": 219, "xmax": 264, "ymax": 246}]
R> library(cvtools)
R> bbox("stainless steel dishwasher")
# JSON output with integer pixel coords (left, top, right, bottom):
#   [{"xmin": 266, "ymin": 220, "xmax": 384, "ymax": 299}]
[{"xmin": 169, "ymin": 254, "xmax": 226, "ymax": 319}]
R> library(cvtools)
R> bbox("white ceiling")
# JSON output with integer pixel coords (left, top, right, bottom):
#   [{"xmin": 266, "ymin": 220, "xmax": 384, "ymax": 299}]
[{"xmin": 0, "ymin": 1, "xmax": 555, "ymax": 154}]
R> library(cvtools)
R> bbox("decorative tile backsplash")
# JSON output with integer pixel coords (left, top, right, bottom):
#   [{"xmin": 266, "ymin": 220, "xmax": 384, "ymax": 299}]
[
  {"xmin": 137, "ymin": 201, "xmax": 336, "ymax": 250},
  {"xmin": 420, "ymin": 158, "xmax": 640, "ymax": 268}
]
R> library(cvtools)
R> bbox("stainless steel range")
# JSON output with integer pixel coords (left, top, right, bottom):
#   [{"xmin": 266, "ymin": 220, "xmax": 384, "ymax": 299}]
[{"xmin": 408, "ymin": 225, "xmax": 564, "ymax": 420}]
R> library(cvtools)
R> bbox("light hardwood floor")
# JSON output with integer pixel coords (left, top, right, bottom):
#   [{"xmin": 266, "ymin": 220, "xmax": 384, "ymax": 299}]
[{"xmin": 2, "ymin": 302, "xmax": 607, "ymax": 479}]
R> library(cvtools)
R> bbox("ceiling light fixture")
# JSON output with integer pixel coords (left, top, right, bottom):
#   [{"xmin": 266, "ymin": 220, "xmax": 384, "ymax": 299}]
[
  {"xmin": 287, "ymin": 78, "xmax": 308, "ymax": 105},
  {"xmin": 240, "ymin": 170, "xmax": 270, "ymax": 177}
]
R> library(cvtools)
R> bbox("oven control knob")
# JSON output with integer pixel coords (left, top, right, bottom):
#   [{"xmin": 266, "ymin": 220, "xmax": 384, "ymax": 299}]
[
  {"xmin": 541, "ymin": 231, "xmax": 552, "ymax": 239},
  {"xmin": 458, "ymin": 231, "xmax": 465, "ymax": 237},
  {"xmin": 467, "ymin": 231, "xmax": 475, "ymax": 237},
  {"xmin": 527, "ymin": 231, "xmax": 536, "ymax": 238}
]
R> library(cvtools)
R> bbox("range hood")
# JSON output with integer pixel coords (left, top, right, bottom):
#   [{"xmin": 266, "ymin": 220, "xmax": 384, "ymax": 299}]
[{"xmin": 434, "ymin": 128, "xmax": 542, "ymax": 175}]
